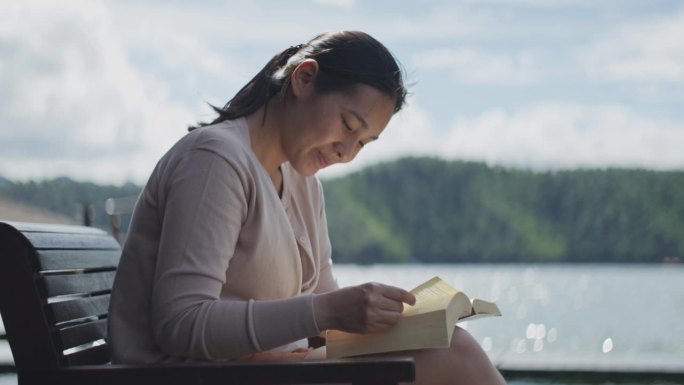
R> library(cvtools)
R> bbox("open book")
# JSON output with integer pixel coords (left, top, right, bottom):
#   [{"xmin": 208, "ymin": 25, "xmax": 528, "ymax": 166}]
[{"xmin": 325, "ymin": 276, "xmax": 501, "ymax": 358}]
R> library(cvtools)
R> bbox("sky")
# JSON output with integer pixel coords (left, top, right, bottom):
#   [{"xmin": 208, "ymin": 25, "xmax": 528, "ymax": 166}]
[{"xmin": 1, "ymin": 0, "xmax": 683, "ymax": 185}]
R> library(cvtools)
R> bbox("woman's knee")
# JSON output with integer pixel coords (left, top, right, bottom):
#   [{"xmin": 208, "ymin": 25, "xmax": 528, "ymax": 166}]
[
  {"xmin": 446, "ymin": 327, "xmax": 507, "ymax": 384},
  {"xmin": 449, "ymin": 326, "xmax": 485, "ymax": 356}
]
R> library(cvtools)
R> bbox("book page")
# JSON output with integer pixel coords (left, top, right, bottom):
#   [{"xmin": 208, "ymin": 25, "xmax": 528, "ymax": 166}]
[
  {"xmin": 404, "ymin": 277, "xmax": 461, "ymax": 316},
  {"xmin": 411, "ymin": 276, "xmax": 459, "ymax": 300},
  {"xmin": 471, "ymin": 298, "xmax": 502, "ymax": 316}
]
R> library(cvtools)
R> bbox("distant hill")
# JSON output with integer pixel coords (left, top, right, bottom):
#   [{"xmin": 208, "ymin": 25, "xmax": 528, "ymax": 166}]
[
  {"xmin": 2, "ymin": 158, "xmax": 684, "ymax": 264},
  {"xmin": 0, "ymin": 177, "xmax": 141, "ymax": 231},
  {"xmin": 323, "ymin": 157, "xmax": 684, "ymax": 264},
  {"xmin": 0, "ymin": 196, "xmax": 78, "ymax": 225}
]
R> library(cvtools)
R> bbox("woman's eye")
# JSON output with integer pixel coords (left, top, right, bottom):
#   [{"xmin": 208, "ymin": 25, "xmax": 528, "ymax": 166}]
[{"xmin": 342, "ymin": 118, "xmax": 353, "ymax": 132}]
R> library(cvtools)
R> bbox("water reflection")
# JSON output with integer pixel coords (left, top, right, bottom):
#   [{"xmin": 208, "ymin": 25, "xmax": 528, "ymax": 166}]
[
  {"xmin": 332, "ymin": 263, "xmax": 684, "ymax": 373},
  {"xmin": 603, "ymin": 337, "xmax": 613, "ymax": 353},
  {"xmin": 482, "ymin": 336, "xmax": 493, "ymax": 352},
  {"xmin": 547, "ymin": 327, "xmax": 557, "ymax": 343}
]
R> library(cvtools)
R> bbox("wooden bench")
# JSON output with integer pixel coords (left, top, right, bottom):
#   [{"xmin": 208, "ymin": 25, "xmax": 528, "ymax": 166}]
[{"xmin": 0, "ymin": 221, "xmax": 415, "ymax": 385}]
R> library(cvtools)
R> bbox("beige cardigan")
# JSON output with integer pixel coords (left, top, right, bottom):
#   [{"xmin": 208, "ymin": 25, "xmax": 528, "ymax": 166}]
[{"xmin": 108, "ymin": 118, "xmax": 338, "ymax": 363}]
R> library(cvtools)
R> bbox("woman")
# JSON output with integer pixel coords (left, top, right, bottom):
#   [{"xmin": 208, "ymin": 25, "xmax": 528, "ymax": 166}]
[{"xmin": 108, "ymin": 31, "xmax": 506, "ymax": 385}]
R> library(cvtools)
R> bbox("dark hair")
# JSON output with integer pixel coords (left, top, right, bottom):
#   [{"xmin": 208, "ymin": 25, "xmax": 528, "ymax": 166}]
[{"xmin": 189, "ymin": 31, "xmax": 407, "ymax": 130}]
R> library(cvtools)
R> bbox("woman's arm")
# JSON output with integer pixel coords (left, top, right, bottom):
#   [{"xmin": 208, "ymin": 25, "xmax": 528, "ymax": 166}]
[{"xmin": 149, "ymin": 149, "xmax": 320, "ymax": 360}]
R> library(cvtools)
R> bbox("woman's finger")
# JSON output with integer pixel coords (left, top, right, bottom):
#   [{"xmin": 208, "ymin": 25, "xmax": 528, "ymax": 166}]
[{"xmin": 379, "ymin": 284, "xmax": 416, "ymax": 306}]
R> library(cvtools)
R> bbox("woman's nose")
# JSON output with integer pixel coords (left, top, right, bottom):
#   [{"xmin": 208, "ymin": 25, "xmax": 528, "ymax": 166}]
[{"xmin": 333, "ymin": 141, "xmax": 355, "ymax": 163}]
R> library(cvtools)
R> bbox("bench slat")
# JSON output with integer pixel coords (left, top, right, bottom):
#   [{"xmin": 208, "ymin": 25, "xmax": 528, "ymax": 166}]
[
  {"xmin": 42, "ymin": 271, "xmax": 116, "ymax": 297},
  {"xmin": 7, "ymin": 221, "xmax": 106, "ymax": 235},
  {"xmin": 64, "ymin": 343, "xmax": 111, "ymax": 366},
  {"xmin": 37, "ymin": 249, "xmax": 120, "ymax": 271},
  {"xmin": 58, "ymin": 319, "xmax": 107, "ymax": 350},
  {"xmin": 48, "ymin": 295, "xmax": 111, "ymax": 324},
  {"xmin": 23, "ymin": 232, "xmax": 120, "ymax": 250}
]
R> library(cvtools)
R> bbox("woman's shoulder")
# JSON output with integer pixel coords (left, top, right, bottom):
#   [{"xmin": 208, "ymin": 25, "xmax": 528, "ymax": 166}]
[
  {"xmin": 189, "ymin": 119, "xmax": 252, "ymax": 158},
  {"xmin": 155, "ymin": 118, "xmax": 260, "ymax": 183}
]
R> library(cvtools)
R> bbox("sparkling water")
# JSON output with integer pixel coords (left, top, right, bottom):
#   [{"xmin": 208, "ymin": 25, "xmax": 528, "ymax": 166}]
[{"xmin": 332, "ymin": 263, "xmax": 684, "ymax": 375}]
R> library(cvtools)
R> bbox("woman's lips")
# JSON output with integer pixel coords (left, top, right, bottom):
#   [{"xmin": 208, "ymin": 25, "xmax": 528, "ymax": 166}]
[{"xmin": 317, "ymin": 151, "xmax": 330, "ymax": 169}]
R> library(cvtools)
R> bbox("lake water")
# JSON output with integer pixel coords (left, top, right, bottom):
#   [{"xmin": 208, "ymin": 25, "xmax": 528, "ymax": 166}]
[
  {"xmin": 333, "ymin": 264, "xmax": 684, "ymax": 377},
  {"xmin": 2, "ymin": 263, "xmax": 683, "ymax": 385}
]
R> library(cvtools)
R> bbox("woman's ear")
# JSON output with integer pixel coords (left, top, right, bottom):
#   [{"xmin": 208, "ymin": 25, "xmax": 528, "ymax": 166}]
[{"xmin": 290, "ymin": 59, "xmax": 319, "ymax": 98}]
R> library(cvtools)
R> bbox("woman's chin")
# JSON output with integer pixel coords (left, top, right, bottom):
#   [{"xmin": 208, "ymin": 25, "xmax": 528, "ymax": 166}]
[{"xmin": 290, "ymin": 162, "xmax": 319, "ymax": 177}]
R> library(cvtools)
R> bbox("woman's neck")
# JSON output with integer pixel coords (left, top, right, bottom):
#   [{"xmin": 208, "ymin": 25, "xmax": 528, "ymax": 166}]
[{"xmin": 245, "ymin": 102, "xmax": 287, "ymax": 193}]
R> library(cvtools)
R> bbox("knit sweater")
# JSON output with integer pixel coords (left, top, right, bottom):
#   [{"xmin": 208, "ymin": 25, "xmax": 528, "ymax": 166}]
[{"xmin": 108, "ymin": 118, "xmax": 338, "ymax": 363}]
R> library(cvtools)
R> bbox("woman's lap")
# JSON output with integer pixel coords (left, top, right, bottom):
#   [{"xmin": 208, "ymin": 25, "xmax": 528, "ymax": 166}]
[{"xmin": 243, "ymin": 327, "xmax": 506, "ymax": 384}]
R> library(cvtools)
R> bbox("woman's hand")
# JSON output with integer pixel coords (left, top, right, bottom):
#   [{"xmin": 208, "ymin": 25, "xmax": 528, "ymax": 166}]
[{"xmin": 313, "ymin": 282, "xmax": 416, "ymax": 334}]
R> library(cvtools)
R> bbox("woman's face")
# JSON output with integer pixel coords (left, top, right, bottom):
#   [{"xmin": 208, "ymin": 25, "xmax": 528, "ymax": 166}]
[{"xmin": 282, "ymin": 64, "xmax": 396, "ymax": 176}]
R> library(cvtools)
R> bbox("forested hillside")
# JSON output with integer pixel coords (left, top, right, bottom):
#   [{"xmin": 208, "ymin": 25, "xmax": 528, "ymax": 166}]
[
  {"xmin": 0, "ymin": 177, "xmax": 141, "ymax": 231},
  {"xmin": 323, "ymin": 157, "xmax": 684, "ymax": 263},
  {"xmin": 2, "ymin": 157, "xmax": 683, "ymax": 263}
]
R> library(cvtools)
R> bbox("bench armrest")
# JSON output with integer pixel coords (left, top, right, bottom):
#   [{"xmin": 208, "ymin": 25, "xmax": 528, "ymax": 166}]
[{"xmin": 20, "ymin": 356, "xmax": 415, "ymax": 385}]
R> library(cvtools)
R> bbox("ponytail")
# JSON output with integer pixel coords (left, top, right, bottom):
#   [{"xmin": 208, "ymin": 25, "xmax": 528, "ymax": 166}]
[
  {"xmin": 190, "ymin": 31, "xmax": 406, "ymax": 131},
  {"xmin": 189, "ymin": 45, "xmax": 304, "ymax": 130}
]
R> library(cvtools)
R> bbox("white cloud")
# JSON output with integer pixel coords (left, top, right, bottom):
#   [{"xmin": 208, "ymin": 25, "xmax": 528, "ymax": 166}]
[
  {"xmin": 415, "ymin": 48, "xmax": 542, "ymax": 85},
  {"xmin": 0, "ymin": 0, "xmax": 195, "ymax": 184},
  {"xmin": 2, "ymin": 1, "xmax": 682, "ymax": 185},
  {"xmin": 105, "ymin": 3, "xmax": 253, "ymax": 85},
  {"xmin": 380, "ymin": 5, "xmax": 501, "ymax": 42},
  {"xmin": 440, "ymin": 103, "xmax": 684, "ymax": 170},
  {"xmin": 312, "ymin": 0, "xmax": 356, "ymax": 9},
  {"xmin": 106, "ymin": 2, "xmax": 325, "ymax": 45},
  {"xmin": 324, "ymin": 100, "xmax": 684, "ymax": 178},
  {"xmin": 580, "ymin": 10, "xmax": 684, "ymax": 82}
]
